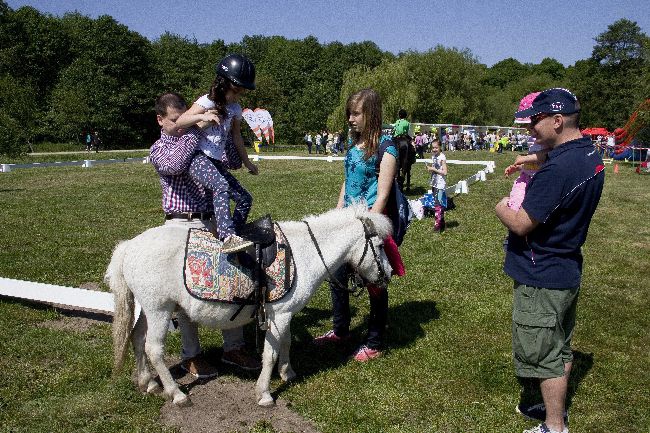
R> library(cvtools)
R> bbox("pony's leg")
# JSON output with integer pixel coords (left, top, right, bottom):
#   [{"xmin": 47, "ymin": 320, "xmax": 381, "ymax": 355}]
[
  {"xmin": 277, "ymin": 315, "xmax": 296, "ymax": 383},
  {"xmin": 144, "ymin": 310, "xmax": 190, "ymax": 406},
  {"xmin": 255, "ymin": 313, "xmax": 291, "ymax": 406},
  {"xmin": 132, "ymin": 313, "xmax": 161, "ymax": 394}
]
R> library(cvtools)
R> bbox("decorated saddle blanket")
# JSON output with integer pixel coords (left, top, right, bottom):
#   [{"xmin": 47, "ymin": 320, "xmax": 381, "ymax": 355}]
[{"xmin": 183, "ymin": 225, "xmax": 295, "ymax": 303}]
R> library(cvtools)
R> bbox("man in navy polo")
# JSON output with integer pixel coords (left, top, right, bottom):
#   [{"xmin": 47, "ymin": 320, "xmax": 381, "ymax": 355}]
[{"xmin": 495, "ymin": 88, "xmax": 605, "ymax": 433}]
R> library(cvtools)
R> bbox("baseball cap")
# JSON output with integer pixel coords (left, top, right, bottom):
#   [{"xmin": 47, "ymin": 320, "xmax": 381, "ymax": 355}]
[
  {"xmin": 514, "ymin": 88, "xmax": 580, "ymax": 120},
  {"xmin": 514, "ymin": 91, "xmax": 541, "ymax": 124}
]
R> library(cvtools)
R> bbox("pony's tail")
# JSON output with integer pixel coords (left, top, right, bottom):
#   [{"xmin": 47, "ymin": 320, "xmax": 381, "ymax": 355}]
[{"xmin": 104, "ymin": 240, "xmax": 134, "ymax": 375}]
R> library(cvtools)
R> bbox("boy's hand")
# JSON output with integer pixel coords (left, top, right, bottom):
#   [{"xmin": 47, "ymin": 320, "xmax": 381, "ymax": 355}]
[{"xmin": 199, "ymin": 110, "xmax": 221, "ymax": 125}]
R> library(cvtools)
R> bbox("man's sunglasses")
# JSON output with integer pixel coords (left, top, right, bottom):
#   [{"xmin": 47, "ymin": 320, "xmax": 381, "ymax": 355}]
[{"xmin": 529, "ymin": 113, "xmax": 553, "ymax": 126}]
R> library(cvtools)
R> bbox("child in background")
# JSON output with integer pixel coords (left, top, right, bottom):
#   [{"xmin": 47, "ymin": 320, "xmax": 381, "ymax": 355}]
[
  {"xmin": 504, "ymin": 92, "xmax": 550, "ymax": 211},
  {"xmin": 426, "ymin": 140, "xmax": 447, "ymax": 231},
  {"xmin": 174, "ymin": 54, "xmax": 259, "ymax": 253}
]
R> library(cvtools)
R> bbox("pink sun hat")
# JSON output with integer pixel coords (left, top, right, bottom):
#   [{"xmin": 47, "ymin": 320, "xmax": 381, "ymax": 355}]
[{"xmin": 514, "ymin": 91, "xmax": 542, "ymax": 124}]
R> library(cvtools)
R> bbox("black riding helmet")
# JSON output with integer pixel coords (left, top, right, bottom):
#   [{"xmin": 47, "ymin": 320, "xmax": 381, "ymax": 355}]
[{"xmin": 216, "ymin": 54, "xmax": 256, "ymax": 90}]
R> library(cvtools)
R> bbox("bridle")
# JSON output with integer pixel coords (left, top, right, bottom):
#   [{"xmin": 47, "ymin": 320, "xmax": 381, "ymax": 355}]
[{"xmin": 302, "ymin": 216, "xmax": 390, "ymax": 292}]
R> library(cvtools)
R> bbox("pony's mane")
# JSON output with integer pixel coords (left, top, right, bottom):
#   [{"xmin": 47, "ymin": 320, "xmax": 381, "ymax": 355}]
[{"xmin": 301, "ymin": 201, "xmax": 393, "ymax": 239}]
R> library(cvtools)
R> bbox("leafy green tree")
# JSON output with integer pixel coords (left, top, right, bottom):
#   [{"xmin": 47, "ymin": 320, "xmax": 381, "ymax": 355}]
[
  {"xmin": 592, "ymin": 18, "xmax": 648, "ymax": 66},
  {"xmin": 531, "ymin": 58, "xmax": 565, "ymax": 81},
  {"xmin": 483, "ymin": 74, "xmax": 559, "ymax": 126},
  {"xmin": 0, "ymin": 5, "xmax": 71, "ymax": 97},
  {"xmin": 53, "ymin": 13, "xmax": 155, "ymax": 147},
  {"xmin": 330, "ymin": 47, "xmax": 486, "ymax": 131},
  {"xmin": 0, "ymin": 74, "xmax": 38, "ymax": 155},
  {"xmin": 484, "ymin": 58, "xmax": 530, "ymax": 89},
  {"xmin": 150, "ymin": 33, "xmax": 208, "ymax": 101},
  {"xmin": 566, "ymin": 19, "xmax": 649, "ymax": 130}
]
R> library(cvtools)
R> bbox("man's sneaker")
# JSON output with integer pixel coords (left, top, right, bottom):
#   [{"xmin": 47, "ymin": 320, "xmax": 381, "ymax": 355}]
[
  {"xmin": 312, "ymin": 330, "xmax": 348, "ymax": 346},
  {"xmin": 181, "ymin": 356, "xmax": 218, "ymax": 379},
  {"xmin": 221, "ymin": 348, "xmax": 261, "ymax": 371},
  {"xmin": 522, "ymin": 423, "xmax": 568, "ymax": 433},
  {"xmin": 516, "ymin": 403, "xmax": 569, "ymax": 425},
  {"xmin": 221, "ymin": 234, "xmax": 254, "ymax": 254},
  {"xmin": 352, "ymin": 344, "xmax": 382, "ymax": 362}
]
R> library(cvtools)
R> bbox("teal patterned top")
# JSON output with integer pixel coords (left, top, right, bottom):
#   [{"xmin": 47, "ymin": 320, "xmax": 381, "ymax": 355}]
[{"xmin": 343, "ymin": 144, "xmax": 398, "ymax": 208}]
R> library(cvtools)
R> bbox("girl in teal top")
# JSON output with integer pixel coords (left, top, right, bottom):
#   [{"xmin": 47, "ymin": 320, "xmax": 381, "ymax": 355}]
[{"xmin": 314, "ymin": 88, "xmax": 405, "ymax": 362}]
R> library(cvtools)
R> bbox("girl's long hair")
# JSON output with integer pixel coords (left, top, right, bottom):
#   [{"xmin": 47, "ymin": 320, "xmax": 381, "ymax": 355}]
[
  {"xmin": 346, "ymin": 88, "xmax": 382, "ymax": 159},
  {"xmin": 207, "ymin": 75, "xmax": 233, "ymax": 117}
]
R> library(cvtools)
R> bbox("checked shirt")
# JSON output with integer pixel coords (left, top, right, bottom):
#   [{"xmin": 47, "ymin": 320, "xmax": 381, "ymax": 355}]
[{"xmin": 150, "ymin": 127, "xmax": 212, "ymax": 214}]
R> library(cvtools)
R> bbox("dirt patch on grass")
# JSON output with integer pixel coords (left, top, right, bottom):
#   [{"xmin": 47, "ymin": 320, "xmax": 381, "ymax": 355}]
[
  {"xmin": 33, "ymin": 281, "xmax": 319, "ymax": 433},
  {"xmin": 37, "ymin": 314, "xmax": 107, "ymax": 332},
  {"xmin": 159, "ymin": 372, "xmax": 320, "ymax": 433}
]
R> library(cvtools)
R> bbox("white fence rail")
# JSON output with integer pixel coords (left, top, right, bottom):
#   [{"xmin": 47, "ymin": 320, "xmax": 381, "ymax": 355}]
[{"xmin": 2, "ymin": 155, "xmax": 495, "ymax": 197}]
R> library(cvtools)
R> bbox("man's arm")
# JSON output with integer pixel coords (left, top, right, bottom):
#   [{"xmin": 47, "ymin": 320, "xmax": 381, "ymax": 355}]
[
  {"xmin": 150, "ymin": 128, "xmax": 201, "ymax": 175},
  {"xmin": 495, "ymin": 197, "xmax": 539, "ymax": 236}
]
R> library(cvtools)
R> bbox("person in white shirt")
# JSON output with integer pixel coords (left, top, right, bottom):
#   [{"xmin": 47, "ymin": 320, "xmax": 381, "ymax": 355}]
[{"xmin": 426, "ymin": 140, "xmax": 448, "ymax": 231}]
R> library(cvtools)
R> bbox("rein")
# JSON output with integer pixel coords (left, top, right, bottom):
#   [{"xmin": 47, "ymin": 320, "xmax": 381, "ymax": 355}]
[{"xmin": 302, "ymin": 217, "xmax": 389, "ymax": 292}]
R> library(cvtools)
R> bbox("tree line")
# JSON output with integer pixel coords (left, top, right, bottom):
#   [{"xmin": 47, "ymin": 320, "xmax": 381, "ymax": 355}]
[{"xmin": 1, "ymin": 1, "xmax": 648, "ymax": 155}]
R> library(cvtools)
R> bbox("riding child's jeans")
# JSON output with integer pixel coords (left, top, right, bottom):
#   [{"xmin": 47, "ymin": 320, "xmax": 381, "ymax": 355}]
[{"xmin": 189, "ymin": 153, "xmax": 252, "ymax": 240}]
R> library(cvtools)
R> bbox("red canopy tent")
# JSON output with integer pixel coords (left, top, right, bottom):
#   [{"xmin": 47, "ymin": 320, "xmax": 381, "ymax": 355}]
[{"xmin": 581, "ymin": 127, "xmax": 610, "ymax": 136}]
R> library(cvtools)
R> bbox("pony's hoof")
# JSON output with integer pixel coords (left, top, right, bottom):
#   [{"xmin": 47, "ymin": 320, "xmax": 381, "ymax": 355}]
[
  {"xmin": 173, "ymin": 394, "xmax": 192, "ymax": 407},
  {"xmin": 146, "ymin": 381, "xmax": 162, "ymax": 394},
  {"xmin": 257, "ymin": 393, "xmax": 275, "ymax": 407},
  {"xmin": 280, "ymin": 369, "xmax": 296, "ymax": 383}
]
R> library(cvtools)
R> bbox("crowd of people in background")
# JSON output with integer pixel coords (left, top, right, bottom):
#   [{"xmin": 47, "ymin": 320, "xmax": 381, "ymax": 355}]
[
  {"xmin": 438, "ymin": 130, "xmax": 533, "ymax": 153},
  {"xmin": 303, "ymin": 130, "xmax": 345, "ymax": 155},
  {"xmin": 305, "ymin": 128, "xmax": 535, "ymax": 156}
]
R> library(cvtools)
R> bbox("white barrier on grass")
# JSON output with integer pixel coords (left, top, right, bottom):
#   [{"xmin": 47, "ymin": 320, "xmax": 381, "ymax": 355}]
[
  {"xmin": 0, "ymin": 277, "xmax": 114, "ymax": 314},
  {"xmin": 0, "ymin": 157, "xmax": 151, "ymax": 172},
  {"xmin": 0, "ymin": 276, "xmax": 147, "ymax": 328},
  {"xmin": 412, "ymin": 158, "xmax": 494, "ymax": 196}
]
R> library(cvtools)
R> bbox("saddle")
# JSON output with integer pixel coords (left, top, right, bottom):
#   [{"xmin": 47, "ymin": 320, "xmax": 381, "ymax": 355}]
[{"xmin": 183, "ymin": 215, "xmax": 294, "ymax": 329}]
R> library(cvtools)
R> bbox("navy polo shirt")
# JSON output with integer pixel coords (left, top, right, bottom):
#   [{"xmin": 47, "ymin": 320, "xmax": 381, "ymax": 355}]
[{"xmin": 504, "ymin": 136, "xmax": 605, "ymax": 289}]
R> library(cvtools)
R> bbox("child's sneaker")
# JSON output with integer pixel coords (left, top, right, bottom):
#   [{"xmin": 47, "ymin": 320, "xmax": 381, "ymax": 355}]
[
  {"xmin": 221, "ymin": 234, "xmax": 254, "ymax": 254},
  {"xmin": 352, "ymin": 344, "xmax": 382, "ymax": 362},
  {"xmin": 312, "ymin": 330, "xmax": 348, "ymax": 346}
]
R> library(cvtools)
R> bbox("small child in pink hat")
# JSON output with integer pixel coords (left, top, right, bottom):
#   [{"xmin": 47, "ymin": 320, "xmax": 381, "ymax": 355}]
[{"xmin": 504, "ymin": 92, "xmax": 550, "ymax": 210}]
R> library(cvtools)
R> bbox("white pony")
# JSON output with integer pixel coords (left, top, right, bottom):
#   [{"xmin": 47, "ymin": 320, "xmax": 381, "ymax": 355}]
[{"xmin": 107, "ymin": 204, "xmax": 392, "ymax": 407}]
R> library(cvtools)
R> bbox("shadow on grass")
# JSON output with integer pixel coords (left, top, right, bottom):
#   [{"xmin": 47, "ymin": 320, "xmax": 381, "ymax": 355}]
[
  {"xmin": 272, "ymin": 301, "xmax": 439, "ymax": 396},
  {"xmin": 386, "ymin": 300, "xmax": 440, "ymax": 348},
  {"xmin": 567, "ymin": 351, "xmax": 594, "ymax": 408},
  {"xmin": 185, "ymin": 301, "xmax": 439, "ymax": 400},
  {"xmin": 405, "ymin": 186, "xmax": 429, "ymax": 196},
  {"xmin": 517, "ymin": 350, "xmax": 594, "ymax": 410}
]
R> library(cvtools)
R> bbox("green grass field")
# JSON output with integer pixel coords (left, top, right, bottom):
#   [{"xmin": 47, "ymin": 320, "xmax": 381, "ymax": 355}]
[{"xmin": 0, "ymin": 151, "xmax": 648, "ymax": 432}]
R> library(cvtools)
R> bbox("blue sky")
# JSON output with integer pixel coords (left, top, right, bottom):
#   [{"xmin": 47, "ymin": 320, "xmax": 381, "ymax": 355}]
[{"xmin": 7, "ymin": 0, "xmax": 650, "ymax": 66}]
